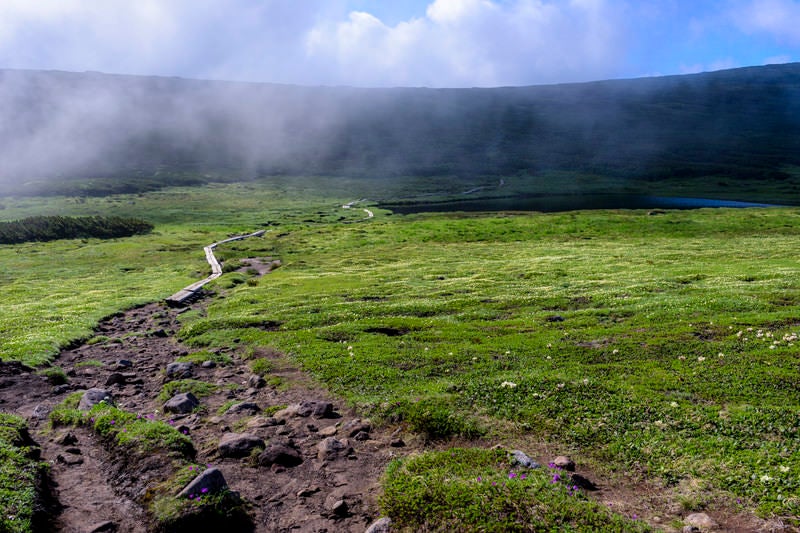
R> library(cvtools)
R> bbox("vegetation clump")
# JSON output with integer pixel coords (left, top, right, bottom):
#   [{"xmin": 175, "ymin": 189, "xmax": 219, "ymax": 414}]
[
  {"xmin": 380, "ymin": 448, "xmax": 651, "ymax": 532},
  {"xmin": 0, "ymin": 215, "xmax": 153, "ymax": 244},
  {"xmin": 0, "ymin": 414, "xmax": 47, "ymax": 533}
]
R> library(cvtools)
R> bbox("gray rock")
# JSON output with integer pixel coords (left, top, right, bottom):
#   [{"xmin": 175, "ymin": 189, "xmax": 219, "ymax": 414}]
[
  {"xmin": 685, "ymin": 513, "xmax": 719, "ymax": 530},
  {"xmin": 365, "ymin": 517, "xmax": 392, "ymax": 533},
  {"xmin": 79, "ymin": 388, "xmax": 114, "ymax": 411},
  {"xmin": 201, "ymin": 360, "xmax": 216, "ymax": 369},
  {"xmin": 258, "ymin": 443, "xmax": 303, "ymax": 467},
  {"xmin": 553, "ymin": 455, "xmax": 576, "ymax": 472},
  {"xmin": 178, "ymin": 467, "xmax": 228, "ymax": 498},
  {"xmin": 390, "ymin": 438, "xmax": 406, "ymax": 448},
  {"xmin": 165, "ymin": 362, "xmax": 194, "ymax": 380},
  {"xmin": 510, "ymin": 450, "xmax": 539, "ymax": 469},
  {"xmin": 87, "ymin": 520, "xmax": 117, "ymax": 532},
  {"xmin": 326, "ymin": 498, "xmax": 348, "ymax": 516},
  {"xmin": 298, "ymin": 400, "xmax": 335, "ymax": 418},
  {"xmin": 354, "ymin": 431, "xmax": 370, "ymax": 441},
  {"xmin": 218, "ymin": 432, "xmax": 265, "ymax": 458},
  {"xmin": 226, "ymin": 402, "xmax": 261, "ymax": 415},
  {"xmin": 317, "ymin": 437, "xmax": 353, "ymax": 461},
  {"xmin": 104, "ymin": 372, "xmax": 126, "ymax": 386},
  {"xmin": 52, "ymin": 384, "xmax": 71, "ymax": 395},
  {"xmin": 117, "ymin": 359, "xmax": 132, "ymax": 367},
  {"xmin": 247, "ymin": 374, "xmax": 266, "ymax": 388},
  {"xmin": 682, "ymin": 527, "xmax": 700, "ymax": 533},
  {"xmin": 318, "ymin": 425, "xmax": 338, "ymax": 437},
  {"xmin": 343, "ymin": 418, "xmax": 371, "ymax": 438},
  {"xmin": 55, "ymin": 432, "xmax": 78, "ymax": 446},
  {"xmin": 163, "ymin": 392, "xmax": 200, "ymax": 414}
]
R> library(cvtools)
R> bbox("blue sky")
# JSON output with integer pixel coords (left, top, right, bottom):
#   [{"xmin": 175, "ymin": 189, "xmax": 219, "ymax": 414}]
[{"xmin": 0, "ymin": 0, "xmax": 799, "ymax": 87}]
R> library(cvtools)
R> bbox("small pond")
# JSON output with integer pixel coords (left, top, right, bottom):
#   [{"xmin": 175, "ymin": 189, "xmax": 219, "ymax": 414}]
[{"xmin": 378, "ymin": 194, "xmax": 781, "ymax": 214}]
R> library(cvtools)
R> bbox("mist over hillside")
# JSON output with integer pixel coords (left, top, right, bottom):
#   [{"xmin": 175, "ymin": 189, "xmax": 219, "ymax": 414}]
[{"xmin": 1, "ymin": 63, "xmax": 800, "ymax": 195}]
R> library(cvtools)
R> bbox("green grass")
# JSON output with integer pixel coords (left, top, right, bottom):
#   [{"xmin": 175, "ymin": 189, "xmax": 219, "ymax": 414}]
[
  {"xmin": 175, "ymin": 350, "xmax": 233, "ymax": 366},
  {"xmin": 0, "ymin": 414, "xmax": 46, "ymax": 533},
  {"xmin": 4, "ymin": 177, "xmax": 800, "ymax": 525}
]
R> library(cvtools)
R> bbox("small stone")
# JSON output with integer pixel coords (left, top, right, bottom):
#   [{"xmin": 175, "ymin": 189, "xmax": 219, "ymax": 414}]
[
  {"xmin": 201, "ymin": 360, "xmax": 217, "ymax": 369},
  {"xmin": 246, "ymin": 416, "xmax": 279, "ymax": 429},
  {"xmin": 318, "ymin": 425, "xmax": 338, "ymax": 437},
  {"xmin": 55, "ymin": 432, "xmax": 78, "ymax": 446},
  {"xmin": 297, "ymin": 486, "xmax": 320, "ymax": 497},
  {"xmin": 258, "ymin": 444, "xmax": 303, "ymax": 467},
  {"xmin": 389, "ymin": 438, "xmax": 406, "ymax": 448},
  {"xmin": 178, "ymin": 467, "xmax": 228, "ymax": 498},
  {"xmin": 56, "ymin": 454, "xmax": 83, "ymax": 466},
  {"xmin": 343, "ymin": 418, "xmax": 371, "ymax": 438},
  {"xmin": 79, "ymin": 388, "xmax": 114, "ymax": 411},
  {"xmin": 365, "ymin": 517, "xmax": 392, "ymax": 533},
  {"xmin": 163, "ymin": 392, "xmax": 200, "ymax": 414},
  {"xmin": 247, "ymin": 374, "xmax": 266, "ymax": 388},
  {"xmin": 165, "ymin": 362, "xmax": 194, "ymax": 380},
  {"xmin": 226, "ymin": 402, "xmax": 261, "ymax": 415},
  {"xmin": 218, "ymin": 432, "xmax": 265, "ymax": 458},
  {"xmin": 547, "ymin": 315, "xmax": 565, "ymax": 322},
  {"xmin": 105, "ymin": 373, "xmax": 126, "ymax": 387},
  {"xmin": 510, "ymin": 450, "xmax": 539, "ymax": 468},
  {"xmin": 327, "ymin": 499, "xmax": 348, "ymax": 516},
  {"xmin": 117, "ymin": 359, "xmax": 133, "ymax": 368},
  {"xmin": 87, "ymin": 520, "xmax": 118, "ymax": 532},
  {"xmin": 151, "ymin": 329, "xmax": 168, "ymax": 338},
  {"xmin": 685, "ymin": 512, "xmax": 719, "ymax": 530},
  {"xmin": 298, "ymin": 400, "xmax": 335, "ymax": 418},
  {"xmin": 353, "ymin": 431, "xmax": 370, "ymax": 441},
  {"xmin": 570, "ymin": 473, "xmax": 598, "ymax": 491},
  {"xmin": 682, "ymin": 527, "xmax": 700, "ymax": 533},
  {"xmin": 64, "ymin": 447, "xmax": 82, "ymax": 455},
  {"xmin": 317, "ymin": 437, "xmax": 353, "ymax": 461},
  {"xmin": 553, "ymin": 455, "xmax": 576, "ymax": 472},
  {"xmin": 52, "ymin": 384, "xmax": 71, "ymax": 395}
]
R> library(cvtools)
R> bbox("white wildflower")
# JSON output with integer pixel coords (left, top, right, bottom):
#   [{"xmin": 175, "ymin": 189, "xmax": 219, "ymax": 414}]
[
  {"xmin": 500, "ymin": 381, "xmax": 517, "ymax": 388},
  {"xmin": 697, "ymin": 356, "xmax": 706, "ymax": 362},
  {"xmin": 669, "ymin": 401, "xmax": 679, "ymax": 408},
  {"xmin": 779, "ymin": 465, "xmax": 790, "ymax": 473},
  {"xmin": 760, "ymin": 474, "xmax": 772, "ymax": 483}
]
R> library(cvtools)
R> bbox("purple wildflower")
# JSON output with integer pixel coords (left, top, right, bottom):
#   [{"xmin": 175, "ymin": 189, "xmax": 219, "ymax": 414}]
[
  {"xmin": 548, "ymin": 462, "xmax": 556, "ymax": 469},
  {"xmin": 520, "ymin": 474, "xmax": 527, "ymax": 480},
  {"xmin": 551, "ymin": 474, "xmax": 561, "ymax": 483},
  {"xmin": 110, "ymin": 420, "xmax": 115, "ymax": 425},
  {"xmin": 476, "ymin": 476, "xmax": 482, "ymax": 482},
  {"xmin": 201, "ymin": 488, "xmax": 208, "ymax": 494},
  {"xmin": 509, "ymin": 472, "xmax": 517, "ymax": 479}
]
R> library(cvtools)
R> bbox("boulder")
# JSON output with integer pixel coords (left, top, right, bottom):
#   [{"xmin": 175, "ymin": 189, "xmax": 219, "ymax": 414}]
[
  {"xmin": 317, "ymin": 437, "xmax": 353, "ymax": 461},
  {"xmin": 226, "ymin": 402, "xmax": 261, "ymax": 415},
  {"xmin": 79, "ymin": 388, "xmax": 114, "ymax": 411},
  {"xmin": 218, "ymin": 432, "xmax": 265, "ymax": 458},
  {"xmin": 552, "ymin": 455, "xmax": 576, "ymax": 472},
  {"xmin": 165, "ymin": 362, "xmax": 194, "ymax": 380},
  {"xmin": 365, "ymin": 517, "xmax": 392, "ymax": 533},
  {"xmin": 258, "ymin": 443, "xmax": 303, "ymax": 467},
  {"xmin": 178, "ymin": 467, "xmax": 228, "ymax": 498},
  {"xmin": 343, "ymin": 418, "xmax": 371, "ymax": 438},
  {"xmin": 163, "ymin": 392, "xmax": 200, "ymax": 414},
  {"xmin": 685, "ymin": 513, "xmax": 719, "ymax": 531},
  {"xmin": 510, "ymin": 450, "xmax": 539, "ymax": 469}
]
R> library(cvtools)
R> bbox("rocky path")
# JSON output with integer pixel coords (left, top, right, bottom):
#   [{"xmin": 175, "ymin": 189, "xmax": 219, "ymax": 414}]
[{"xmin": 0, "ymin": 300, "xmax": 406, "ymax": 532}]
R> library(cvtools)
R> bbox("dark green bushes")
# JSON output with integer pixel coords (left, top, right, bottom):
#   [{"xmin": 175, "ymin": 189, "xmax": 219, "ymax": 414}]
[{"xmin": 0, "ymin": 215, "xmax": 153, "ymax": 244}]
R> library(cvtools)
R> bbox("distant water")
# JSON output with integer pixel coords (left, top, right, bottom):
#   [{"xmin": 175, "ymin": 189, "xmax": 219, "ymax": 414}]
[{"xmin": 379, "ymin": 194, "xmax": 781, "ymax": 214}]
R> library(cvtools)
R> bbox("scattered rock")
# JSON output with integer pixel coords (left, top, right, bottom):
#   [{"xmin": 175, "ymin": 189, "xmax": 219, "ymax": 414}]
[
  {"xmin": 318, "ymin": 425, "xmax": 338, "ymax": 437},
  {"xmin": 365, "ymin": 517, "xmax": 392, "ymax": 533},
  {"xmin": 163, "ymin": 392, "xmax": 200, "ymax": 414},
  {"xmin": 78, "ymin": 388, "xmax": 114, "ymax": 411},
  {"xmin": 247, "ymin": 374, "xmax": 266, "ymax": 388},
  {"xmin": 57, "ymin": 453, "xmax": 84, "ymax": 466},
  {"xmin": 55, "ymin": 432, "xmax": 78, "ymax": 446},
  {"xmin": 104, "ymin": 372, "xmax": 126, "ymax": 387},
  {"xmin": 52, "ymin": 384, "xmax": 71, "ymax": 395},
  {"xmin": 258, "ymin": 444, "xmax": 303, "ymax": 467},
  {"xmin": 297, "ymin": 486, "xmax": 320, "ymax": 497},
  {"xmin": 317, "ymin": 437, "xmax": 353, "ymax": 461},
  {"xmin": 546, "ymin": 315, "xmax": 565, "ymax": 322},
  {"xmin": 201, "ymin": 360, "xmax": 217, "ymax": 369},
  {"xmin": 117, "ymin": 359, "xmax": 133, "ymax": 368},
  {"xmin": 178, "ymin": 467, "xmax": 228, "ymax": 498},
  {"xmin": 343, "ymin": 418, "xmax": 371, "ymax": 438},
  {"xmin": 226, "ymin": 402, "xmax": 261, "ymax": 415},
  {"xmin": 389, "ymin": 438, "xmax": 406, "ymax": 448},
  {"xmin": 353, "ymin": 431, "xmax": 370, "ymax": 441},
  {"xmin": 246, "ymin": 416, "xmax": 280, "ymax": 429},
  {"xmin": 685, "ymin": 512, "xmax": 719, "ymax": 530},
  {"xmin": 31, "ymin": 404, "xmax": 51, "ymax": 419},
  {"xmin": 165, "ymin": 362, "xmax": 194, "ymax": 380},
  {"xmin": 87, "ymin": 520, "xmax": 118, "ymax": 532},
  {"xmin": 64, "ymin": 447, "xmax": 82, "ymax": 455},
  {"xmin": 298, "ymin": 400, "xmax": 335, "ymax": 418},
  {"xmin": 218, "ymin": 432, "xmax": 265, "ymax": 458},
  {"xmin": 326, "ymin": 498, "xmax": 348, "ymax": 516},
  {"xmin": 682, "ymin": 527, "xmax": 700, "ymax": 533},
  {"xmin": 510, "ymin": 450, "xmax": 539, "ymax": 468},
  {"xmin": 150, "ymin": 328, "xmax": 168, "ymax": 338},
  {"xmin": 570, "ymin": 473, "xmax": 598, "ymax": 491},
  {"xmin": 552, "ymin": 455, "xmax": 576, "ymax": 472}
]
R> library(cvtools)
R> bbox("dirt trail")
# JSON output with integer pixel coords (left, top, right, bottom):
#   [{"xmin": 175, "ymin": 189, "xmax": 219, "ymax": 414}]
[{"xmin": 1, "ymin": 299, "xmax": 408, "ymax": 532}]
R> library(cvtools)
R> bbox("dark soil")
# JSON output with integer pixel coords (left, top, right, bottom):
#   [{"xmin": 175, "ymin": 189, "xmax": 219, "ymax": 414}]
[{"xmin": 0, "ymin": 299, "xmax": 410, "ymax": 532}]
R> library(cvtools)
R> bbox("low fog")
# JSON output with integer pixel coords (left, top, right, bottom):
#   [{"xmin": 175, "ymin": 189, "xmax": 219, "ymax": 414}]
[{"xmin": 1, "ymin": 64, "xmax": 800, "ymax": 192}]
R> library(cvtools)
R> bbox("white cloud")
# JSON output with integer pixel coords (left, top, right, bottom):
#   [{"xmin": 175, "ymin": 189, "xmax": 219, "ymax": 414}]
[
  {"xmin": 305, "ymin": 0, "xmax": 629, "ymax": 87},
  {"xmin": 732, "ymin": 0, "xmax": 800, "ymax": 44}
]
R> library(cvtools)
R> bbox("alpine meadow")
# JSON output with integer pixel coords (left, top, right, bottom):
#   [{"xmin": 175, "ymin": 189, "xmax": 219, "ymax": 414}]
[{"xmin": 1, "ymin": 63, "xmax": 800, "ymax": 532}]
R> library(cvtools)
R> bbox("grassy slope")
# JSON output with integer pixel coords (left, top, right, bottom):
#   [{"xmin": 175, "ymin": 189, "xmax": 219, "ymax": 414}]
[{"xmin": 2, "ymin": 178, "xmax": 799, "ymax": 526}]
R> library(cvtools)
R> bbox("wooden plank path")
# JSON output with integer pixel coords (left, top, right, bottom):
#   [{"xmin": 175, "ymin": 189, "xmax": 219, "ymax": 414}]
[{"xmin": 165, "ymin": 230, "xmax": 266, "ymax": 307}]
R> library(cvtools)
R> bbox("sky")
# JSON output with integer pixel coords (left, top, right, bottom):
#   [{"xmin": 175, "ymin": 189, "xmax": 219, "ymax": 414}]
[{"xmin": 0, "ymin": 0, "xmax": 799, "ymax": 88}]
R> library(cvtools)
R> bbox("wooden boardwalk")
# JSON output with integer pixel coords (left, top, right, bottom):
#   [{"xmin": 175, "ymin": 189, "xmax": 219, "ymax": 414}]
[{"xmin": 165, "ymin": 230, "xmax": 266, "ymax": 307}]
